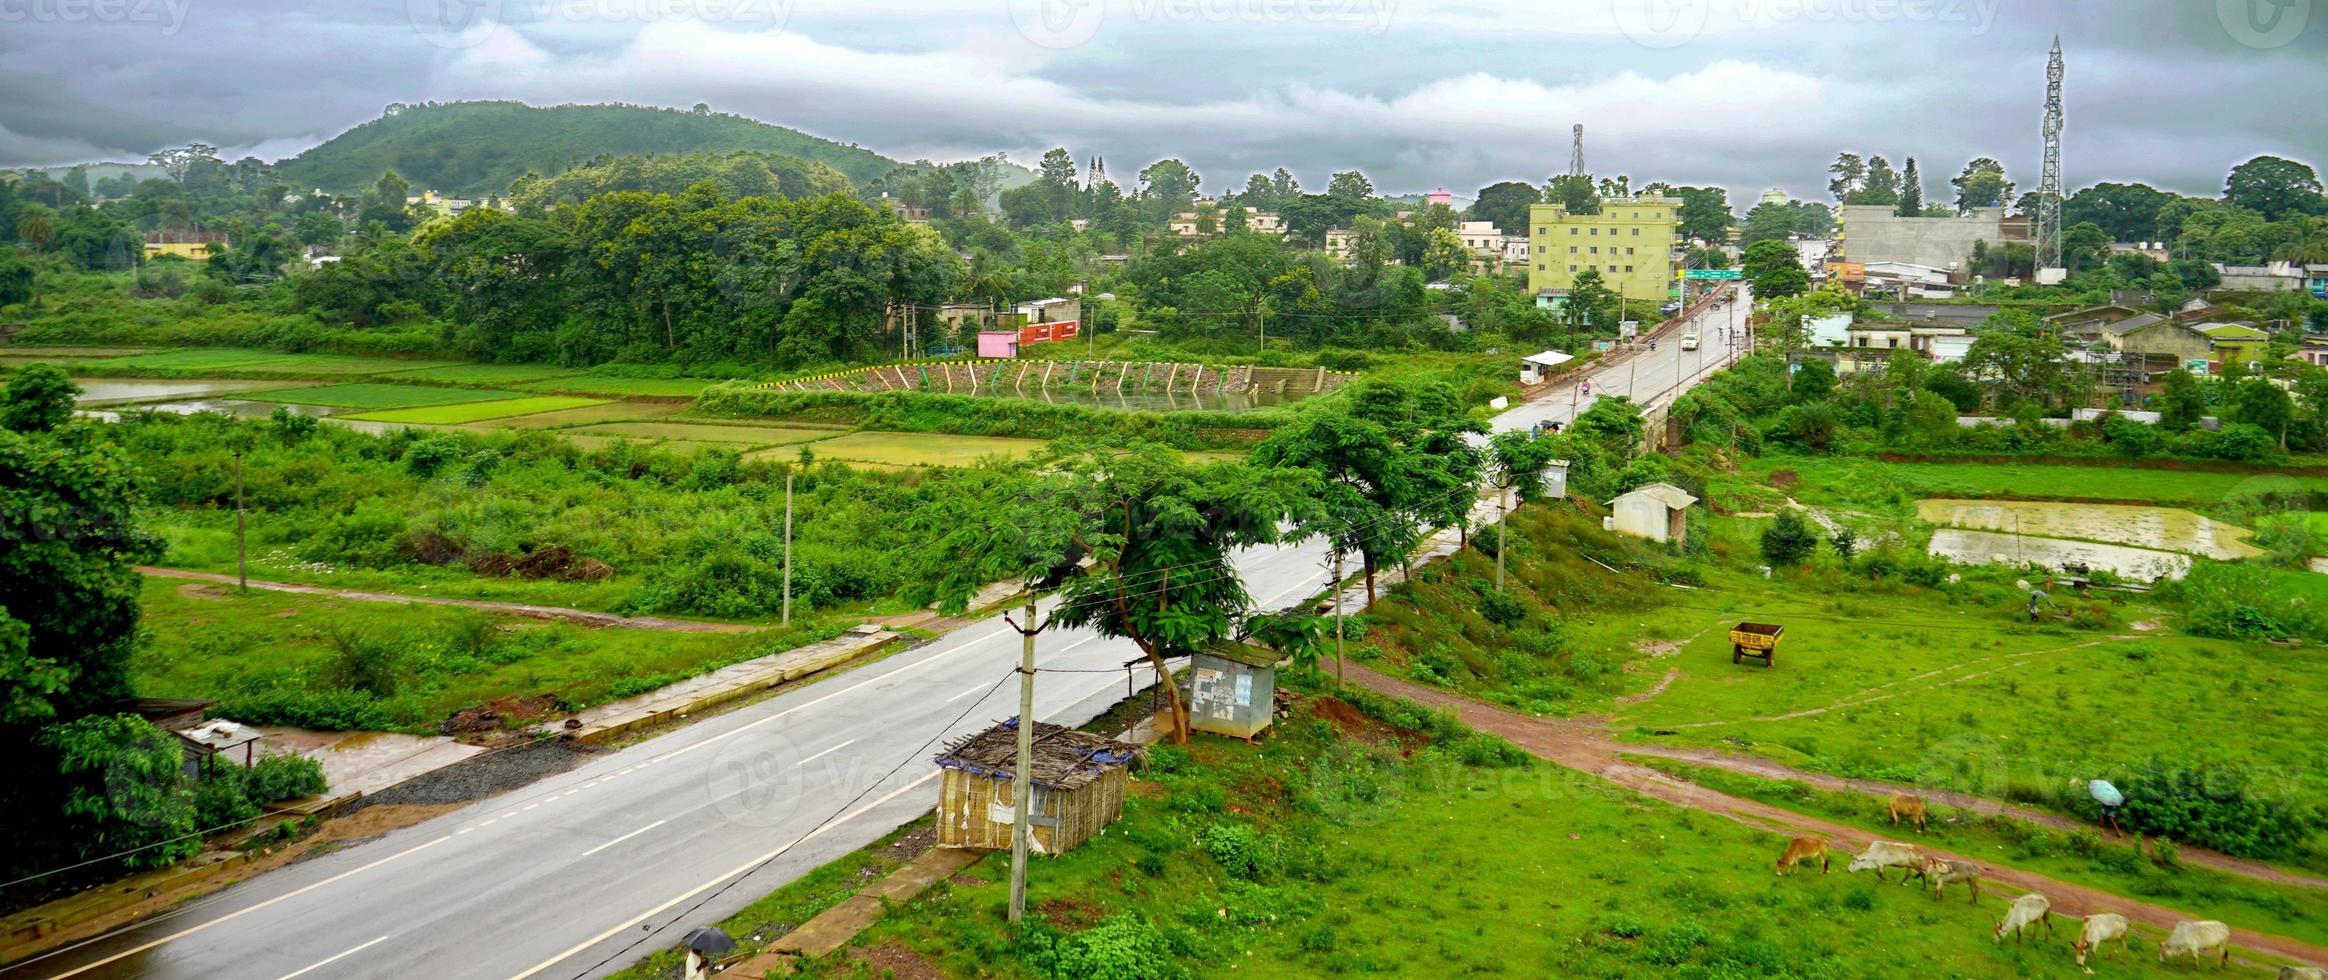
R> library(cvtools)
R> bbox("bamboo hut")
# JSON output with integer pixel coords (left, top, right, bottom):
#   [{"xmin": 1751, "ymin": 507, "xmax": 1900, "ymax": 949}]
[{"xmin": 934, "ymin": 720, "xmax": 1141, "ymax": 854}]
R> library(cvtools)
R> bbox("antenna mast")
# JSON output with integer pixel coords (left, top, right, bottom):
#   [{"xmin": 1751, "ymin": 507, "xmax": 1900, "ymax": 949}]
[
  {"xmin": 1569, "ymin": 124, "xmax": 1586, "ymax": 178},
  {"xmin": 2035, "ymin": 35, "xmax": 2065, "ymax": 272}
]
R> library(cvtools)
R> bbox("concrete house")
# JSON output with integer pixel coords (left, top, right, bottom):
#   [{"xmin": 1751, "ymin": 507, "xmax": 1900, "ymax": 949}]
[
  {"xmin": 2102, "ymin": 316, "xmax": 2211, "ymax": 373},
  {"xmin": 1609, "ymin": 483, "xmax": 1697, "ymax": 545},
  {"xmin": 2197, "ymin": 323, "xmax": 2270, "ymax": 370}
]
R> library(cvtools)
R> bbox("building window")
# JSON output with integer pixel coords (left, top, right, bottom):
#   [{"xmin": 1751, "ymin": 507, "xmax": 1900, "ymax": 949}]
[
  {"xmin": 1631, "ymin": 228, "xmax": 1640, "ymax": 236},
  {"xmin": 1625, "ymin": 265, "xmax": 1634, "ymax": 273},
  {"xmin": 1537, "ymin": 227, "xmax": 1545, "ymax": 236},
  {"xmin": 1568, "ymin": 264, "xmax": 1577, "ymax": 272},
  {"xmin": 1537, "ymin": 263, "xmax": 1545, "ymax": 271},
  {"xmin": 1589, "ymin": 246, "xmax": 1597, "ymax": 254},
  {"xmin": 1568, "ymin": 246, "xmax": 1577, "ymax": 254},
  {"xmin": 1569, "ymin": 228, "xmax": 1578, "ymax": 236},
  {"xmin": 1626, "ymin": 247, "xmax": 1635, "ymax": 256}
]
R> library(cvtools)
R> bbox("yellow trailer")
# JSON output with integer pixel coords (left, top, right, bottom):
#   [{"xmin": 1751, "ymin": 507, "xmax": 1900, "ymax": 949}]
[{"xmin": 1729, "ymin": 622, "xmax": 1783, "ymax": 668}]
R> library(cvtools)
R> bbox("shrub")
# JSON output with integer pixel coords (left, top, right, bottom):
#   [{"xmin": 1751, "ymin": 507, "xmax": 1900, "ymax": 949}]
[
  {"xmin": 1477, "ymin": 589, "xmax": 1525, "ymax": 627},
  {"xmin": 247, "ymin": 754, "xmax": 329, "ymax": 801},
  {"xmin": 1198, "ymin": 822, "xmax": 1278, "ymax": 880},
  {"xmin": 1024, "ymin": 913, "xmax": 1185, "ymax": 980},
  {"xmin": 1759, "ymin": 511, "xmax": 1819, "ymax": 567}
]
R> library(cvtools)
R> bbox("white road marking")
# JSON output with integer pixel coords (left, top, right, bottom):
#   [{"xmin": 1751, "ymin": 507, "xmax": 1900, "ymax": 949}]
[
  {"xmin": 580, "ymin": 819, "xmax": 669, "ymax": 858},
  {"xmin": 48, "ymin": 837, "xmax": 450, "ymax": 978},
  {"xmin": 942, "ymin": 681, "xmax": 991, "ymax": 704},
  {"xmin": 507, "ymin": 773, "xmax": 938, "ymax": 979},
  {"xmin": 799, "ymin": 739, "xmax": 855, "ymax": 766},
  {"xmin": 274, "ymin": 934, "xmax": 389, "ymax": 980}
]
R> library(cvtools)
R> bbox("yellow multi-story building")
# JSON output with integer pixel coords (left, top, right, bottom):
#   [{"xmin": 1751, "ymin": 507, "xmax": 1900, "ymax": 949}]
[{"xmin": 1526, "ymin": 195, "xmax": 1679, "ymax": 303}]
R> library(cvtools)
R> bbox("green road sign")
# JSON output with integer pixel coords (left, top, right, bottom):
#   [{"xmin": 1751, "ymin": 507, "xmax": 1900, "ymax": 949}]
[{"xmin": 1685, "ymin": 268, "xmax": 1743, "ymax": 280}]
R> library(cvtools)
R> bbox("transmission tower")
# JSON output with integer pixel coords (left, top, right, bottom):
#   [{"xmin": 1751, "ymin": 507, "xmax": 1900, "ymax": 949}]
[
  {"xmin": 1569, "ymin": 124, "xmax": 1586, "ymax": 178},
  {"xmin": 2035, "ymin": 35, "xmax": 2065, "ymax": 272}
]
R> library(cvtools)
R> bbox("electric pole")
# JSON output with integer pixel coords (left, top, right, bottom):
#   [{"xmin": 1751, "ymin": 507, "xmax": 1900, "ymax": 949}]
[
  {"xmin": 234, "ymin": 447, "xmax": 247, "ymax": 592},
  {"xmin": 1006, "ymin": 594, "xmax": 1045, "ymax": 925},
  {"xmin": 1332, "ymin": 549, "xmax": 1346, "ymax": 689},
  {"xmin": 1494, "ymin": 484, "xmax": 1509, "ymax": 592},
  {"xmin": 781, "ymin": 472, "xmax": 794, "ymax": 625}
]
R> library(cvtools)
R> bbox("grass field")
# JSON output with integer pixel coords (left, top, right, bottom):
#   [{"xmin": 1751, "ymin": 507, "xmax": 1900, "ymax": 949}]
[
  {"xmin": 614, "ymin": 690, "xmax": 2224, "ymax": 979},
  {"xmin": 806, "ymin": 431, "xmax": 1051, "ymax": 467},
  {"xmin": 1755, "ymin": 456, "xmax": 2327, "ymax": 508},
  {"xmin": 549, "ymin": 435, "xmax": 749, "ymax": 456},
  {"xmin": 240, "ymin": 383, "xmax": 530, "ymax": 409},
  {"xmin": 521, "ymin": 376, "xmax": 729, "ymax": 398},
  {"xmin": 85, "ymin": 349, "xmax": 457, "ymax": 376},
  {"xmin": 129, "ymin": 577, "xmax": 826, "ymax": 732},
  {"xmin": 388, "ymin": 363, "xmax": 587, "ymax": 385},
  {"xmin": 467, "ymin": 402, "xmax": 679, "ymax": 429},
  {"xmin": 561, "ymin": 420, "xmax": 835, "ymax": 445},
  {"xmin": 341, "ymin": 396, "xmax": 608, "ymax": 425}
]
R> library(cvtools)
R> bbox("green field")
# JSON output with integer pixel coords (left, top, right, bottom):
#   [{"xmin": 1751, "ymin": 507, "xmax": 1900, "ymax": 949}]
[
  {"xmin": 562, "ymin": 420, "xmax": 835, "ymax": 445},
  {"xmin": 389, "ymin": 363, "xmax": 588, "ymax": 385},
  {"xmin": 555, "ymin": 435, "xmax": 756, "ymax": 455},
  {"xmin": 342, "ymin": 396, "xmax": 608, "ymax": 425},
  {"xmin": 615, "ymin": 691, "xmax": 2223, "ymax": 979},
  {"xmin": 85, "ymin": 349, "xmax": 456, "ymax": 376},
  {"xmin": 468, "ymin": 401, "xmax": 679, "ymax": 429},
  {"xmin": 522, "ymin": 376, "xmax": 730, "ymax": 398},
  {"xmin": 129, "ymin": 577, "xmax": 826, "ymax": 732},
  {"xmin": 806, "ymin": 431, "xmax": 1051, "ymax": 467},
  {"xmin": 1756, "ymin": 456, "xmax": 2327, "ymax": 507},
  {"xmin": 240, "ymin": 383, "xmax": 530, "ymax": 409}
]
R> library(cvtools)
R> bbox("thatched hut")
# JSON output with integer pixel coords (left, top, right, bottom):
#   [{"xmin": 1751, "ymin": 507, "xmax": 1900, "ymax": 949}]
[{"xmin": 934, "ymin": 720, "xmax": 1140, "ymax": 855}]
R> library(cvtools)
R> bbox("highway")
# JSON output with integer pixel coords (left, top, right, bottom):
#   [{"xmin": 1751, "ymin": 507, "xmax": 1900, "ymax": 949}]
[{"xmin": 7, "ymin": 285, "xmax": 1748, "ymax": 980}]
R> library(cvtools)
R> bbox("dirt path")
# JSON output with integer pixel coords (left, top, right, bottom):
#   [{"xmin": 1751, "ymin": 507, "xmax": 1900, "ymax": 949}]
[
  {"xmin": 1340, "ymin": 662, "xmax": 2328, "ymax": 970},
  {"xmin": 140, "ymin": 567, "xmax": 763, "ymax": 633},
  {"xmin": 1645, "ymin": 637, "xmax": 2109, "ymax": 728}
]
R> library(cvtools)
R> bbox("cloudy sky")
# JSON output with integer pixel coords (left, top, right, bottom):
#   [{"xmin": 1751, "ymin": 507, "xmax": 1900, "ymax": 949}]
[{"xmin": 2, "ymin": 0, "xmax": 2321, "ymax": 200}]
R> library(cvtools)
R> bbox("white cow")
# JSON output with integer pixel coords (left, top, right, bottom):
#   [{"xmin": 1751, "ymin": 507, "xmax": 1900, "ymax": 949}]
[
  {"xmin": 1845, "ymin": 841, "xmax": 1925, "ymax": 883},
  {"xmin": 2277, "ymin": 967, "xmax": 2328, "ymax": 979},
  {"xmin": 2158, "ymin": 920, "xmax": 2231, "ymax": 967},
  {"xmin": 1994, "ymin": 892, "xmax": 2053, "ymax": 944},
  {"xmin": 2075, "ymin": 913, "xmax": 2130, "ymax": 969}
]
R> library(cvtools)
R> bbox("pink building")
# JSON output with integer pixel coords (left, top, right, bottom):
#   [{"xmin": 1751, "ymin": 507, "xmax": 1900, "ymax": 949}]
[
  {"xmin": 1424, "ymin": 187, "xmax": 1453, "ymax": 209},
  {"xmin": 977, "ymin": 331, "xmax": 1019, "ymax": 358}
]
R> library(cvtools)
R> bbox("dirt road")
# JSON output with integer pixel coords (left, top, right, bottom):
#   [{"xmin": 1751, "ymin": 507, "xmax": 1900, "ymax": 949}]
[{"xmin": 139, "ymin": 567, "xmax": 762, "ymax": 633}]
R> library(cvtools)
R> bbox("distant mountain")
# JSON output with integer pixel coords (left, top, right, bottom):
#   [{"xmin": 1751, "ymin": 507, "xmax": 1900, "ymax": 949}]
[{"xmin": 271, "ymin": 101, "xmax": 904, "ymax": 197}]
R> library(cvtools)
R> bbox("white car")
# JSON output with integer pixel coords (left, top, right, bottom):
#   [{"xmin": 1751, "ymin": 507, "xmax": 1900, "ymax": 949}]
[{"xmin": 1681, "ymin": 333, "xmax": 1700, "ymax": 350}]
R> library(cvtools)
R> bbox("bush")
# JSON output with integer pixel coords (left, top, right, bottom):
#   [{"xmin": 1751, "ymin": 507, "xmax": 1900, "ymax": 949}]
[
  {"xmin": 1198, "ymin": 822, "xmax": 1279, "ymax": 880},
  {"xmin": 1759, "ymin": 510, "xmax": 1819, "ymax": 567},
  {"xmin": 247, "ymin": 754, "xmax": 329, "ymax": 801},
  {"xmin": 1024, "ymin": 913, "xmax": 1184, "ymax": 980},
  {"xmin": 1477, "ymin": 589, "xmax": 1525, "ymax": 627}
]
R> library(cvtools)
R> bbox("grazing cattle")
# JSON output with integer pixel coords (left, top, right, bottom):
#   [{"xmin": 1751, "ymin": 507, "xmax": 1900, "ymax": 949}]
[
  {"xmin": 2277, "ymin": 968, "xmax": 2328, "ymax": 979},
  {"xmin": 2075, "ymin": 913, "xmax": 2130, "ymax": 968},
  {"xmin": 2157, "ymin": 920, "xmax": 2231, "ymax": 967},
  {"xmin": 1917, "ymin": 857, "xmax": 1981, "ymax": 903},
  {"xmin": 1776, "ymin": 837, "xmax": 1830, "ymax": 876},
  {"xmin": 1846, "ymin": 841, "xmax": 1925, "ymax": 883},
  {"xmin": 1888, "ymin": 793, "xmax": 1928, "ymax": 833},
  {"xmin": 1994, "ymin": 892, "xmax": 2054, "ymax": 944}
]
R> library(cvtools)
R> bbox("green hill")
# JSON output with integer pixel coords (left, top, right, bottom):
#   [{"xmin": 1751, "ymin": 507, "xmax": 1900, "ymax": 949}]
[{"xmin": 272, "ymin": 101, "xmax": 903, "ymax": 197}]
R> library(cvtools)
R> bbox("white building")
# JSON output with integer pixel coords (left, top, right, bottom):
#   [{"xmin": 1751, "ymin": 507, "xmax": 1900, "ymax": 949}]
[{"xmin": 1609, "ymin": 483, "xmax": 1697, "ymax": 545}]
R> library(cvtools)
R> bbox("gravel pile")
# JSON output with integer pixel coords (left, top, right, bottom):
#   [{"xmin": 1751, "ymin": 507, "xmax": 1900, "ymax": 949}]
[{"xmin": 348, "ymin": 737, "xmax": 599, "ymax": 811}]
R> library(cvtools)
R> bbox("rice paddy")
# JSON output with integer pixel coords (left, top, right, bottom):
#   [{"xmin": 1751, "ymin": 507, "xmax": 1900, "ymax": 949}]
[
  {"xmin": 240, "ymin": 383, "xmax": 530, "ymax": 409},
  {"xmin": 340, "ymin": 396, "xmax": 609, "ymax": 425}
]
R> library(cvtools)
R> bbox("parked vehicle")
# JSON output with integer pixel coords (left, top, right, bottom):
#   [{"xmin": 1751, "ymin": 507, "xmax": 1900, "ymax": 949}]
[{"xmin": 1681, "ymin": 333, "xmax": 1700, "ymax": 350}]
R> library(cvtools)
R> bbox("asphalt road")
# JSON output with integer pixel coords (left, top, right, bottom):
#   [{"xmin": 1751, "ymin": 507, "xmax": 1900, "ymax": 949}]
[
  {"xmin": 1492, "ymin": 285, "xmax": 1753, "ymax": 436},
  {"xmin": 10, "ymin": 289, "xmax": 1746, "ymax": 979}
]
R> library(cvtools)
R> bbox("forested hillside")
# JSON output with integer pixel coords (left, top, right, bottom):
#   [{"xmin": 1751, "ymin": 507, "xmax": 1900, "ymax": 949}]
[{"xmin": 272, "ymin": 101, "xmax": 902, "ymax": 195}]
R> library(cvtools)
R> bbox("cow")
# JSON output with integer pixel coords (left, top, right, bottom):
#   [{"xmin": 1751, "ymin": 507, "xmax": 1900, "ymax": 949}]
[
  {"xmin": 1776, "ymin": 837, "xmax": 1830, "ymax": 876},
  {"xmin": 1888, "ymin": 792, "xmax": 1928, "ymax": 833},
  {"xmin": 1846, "ymin": 841, "xmax": 1924, "ymax": 883},
  {"xmin": 2074, "ymin": 913, "xmax": 2130, "ymax": 969},
  {"xmin": 1995, "ymin": 892, "xmax": 2054, "ymax": 944},
  {"xmin": 2277, "ymin": 968, "xmax": 2328, "ymax": 979},
  {"xmin": 2157, "ymin": 920, "xmax": 2231, "ymax": 967},
  {"xmin": 1917, "ymin": 857, "xmax": 1981, "ymax": 903}
]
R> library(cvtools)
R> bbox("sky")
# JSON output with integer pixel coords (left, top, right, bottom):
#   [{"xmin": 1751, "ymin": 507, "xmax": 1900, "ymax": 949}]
[{"xmin": 1, "ymin": 0, "xmax": 2322, "ymax": 202}]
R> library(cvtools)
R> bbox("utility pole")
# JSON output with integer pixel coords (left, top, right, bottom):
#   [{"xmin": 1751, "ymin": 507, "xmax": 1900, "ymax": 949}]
[
  {"xmin": 1006, "ymin": 594, "xmax": 1045, "ymax": 925},
  {"xmin": 1494, "ymin": 485, "xmax": 1509, "ymax": 592},
  {"xmin": 1332, "ymin": 549, "xmax": 1346, "ymax": 689},
  {"xmin": 781, "ymin": 472, "xmax": 794, "ymax": 626},
  {"xmin": 234, "ymin": 447, "xmax": 247, "ymax": 592}
]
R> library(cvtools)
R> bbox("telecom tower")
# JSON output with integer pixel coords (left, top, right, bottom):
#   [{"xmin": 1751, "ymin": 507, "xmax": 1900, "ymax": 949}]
[
  {"xmin": 2035, "ymin": 36, "xmax": 2065, "ymax": 272},
  {"xmin": 1569, "ymin": 124, "xmax": 1586, "ymax": 177}
]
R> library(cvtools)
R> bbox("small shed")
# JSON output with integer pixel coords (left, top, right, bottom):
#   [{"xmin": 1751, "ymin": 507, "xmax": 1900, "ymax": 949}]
[
  {"xmin": 1519, "ymin": 350, "xmax": 1572, "ymax": 385},
  {"xmin": 934, "ymin": 720, "xmax": 1140, "ymax": 855},
  {"xmin": 976, "ymin": 330, "xmax": 1020, "ymax": 358},
  {"xmin": 176, "ymin": 719, "xmax": 264, "ymax": 780},
  {"xmin": 1609, "ymin": 482, "xmax": 1698, "ymax": 545},
  {"xmin": 1183, "ymin": 640, "xmax": 1280, "ymax": 740}
]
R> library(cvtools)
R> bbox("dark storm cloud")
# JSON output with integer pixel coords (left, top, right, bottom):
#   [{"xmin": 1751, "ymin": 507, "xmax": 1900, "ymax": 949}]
[{"xmin": 0, "ymin": 0, "xmax": 2318, "ymax": 201}]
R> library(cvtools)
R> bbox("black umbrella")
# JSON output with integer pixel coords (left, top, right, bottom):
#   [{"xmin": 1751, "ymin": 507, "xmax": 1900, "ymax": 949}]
[{"xmin": 681, "ymin": 926, "xmax": 735, "ymax": 956}]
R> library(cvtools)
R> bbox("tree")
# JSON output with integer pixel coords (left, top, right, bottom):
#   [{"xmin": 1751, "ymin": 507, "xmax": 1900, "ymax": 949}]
[
  {"xmin": 1951, "ymin": 157, "xmax": 2013, "ymax": 213},
  {"xmin": 38, "ymin": 715, "xmax": 200, "ymax": 869},
  {"xmin": 1548, "ymin": 174, "xmax": 1599, "ymax": 215},
  {"xmin": 1760, "ymin": 510, "xmax": 1819, "ymax": 567},
  {"xmin": 1741, "ymin": 202, "xmax": 1795, "ymax": 245},
  {"xmin": 2, "ymin": 364, "xmax": 78, "ymax": 433},
  {"xmin": 1962, "ymin": 312, "xmax": 2075, "ymax": 410},
  {"xmin": 146, "ymin": 142, "xmax": 222, "ymax": 185},
  {"xmin": 2063, "ymin": 182, "xmax": 2172, "ymax": 243},
  {"xmin": 2062, "ymin": 221, "xmax": 2111, "ymax": 272},
  {"xmin": 2229, "ymin": 377, "xmax": 2296, "ymax": 447},
  {"xmin": 1484, "ymin": 430, "xmax": 1562, "ymax": 591},
  {"xmin": 1673, "ymin": 186, "xmax": 1734, "ymax": 243},
  {"xmin": 0, "ymin": 251, "xmax": 34, "ymax": 307},
  {"xmin": 1050, "ymin": 447, "xmax": 1317, "ymax": 744},
  {"xmin": 2224, "ymin": 155, "xmax": 2328, "ymax": 221},
  {"xmin": 1828, "ymin": 152, "xmax": 1866, "ymax": 202},
  {"xmin": 0, "ymin": 422, "xmax": 162, "ymax": 727},
  {"xmin": 1741, "ymin": 240, "xmax": 1807, "ymax": 299},
  {"xmin": 1856, "ymin": 155, "xmax": 1901, "ymax": 206},
  {"xmin": 1137, "ymin": 159, "xmax": 1201, "ymax": 223},
  {"xmin": 1419, "ymin": 226, "xmax": 1466, "ymax": 280},
  {"xmin": 358, "ymin": 171, "xmax": 414, "ymax": 233},
  {"xmin": 1897, "ymin": 157, "xmax": 1924, "ymax": 216},
  {"xmin": 2156, "ymin": 369, "xmax": 2206, "ymax": 432},
  {"xmin": 1325, "ymin": 170, "xmax": 1375, "ymax": 202},
  {"xmin": 1469, "ymin": 180, "xmax": 1540, "ymax": 235}
]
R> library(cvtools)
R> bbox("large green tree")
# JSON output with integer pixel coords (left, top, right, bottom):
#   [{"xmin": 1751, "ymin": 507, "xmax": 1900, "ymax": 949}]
[
  {"xmin": 1469, "ymin": 180, "xmax": 1541, "ymax": 235},
  {"xmin": 2224, "ymin": 155, "xmax": 2328, "ymax": 221},
  {"xmin": 1951, "ymin": 158, "xmax": 2013, "ymax": 212}
]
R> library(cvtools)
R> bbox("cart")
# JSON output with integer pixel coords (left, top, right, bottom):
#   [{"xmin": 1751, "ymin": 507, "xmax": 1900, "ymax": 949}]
[{"xmin": 1729, "ymin": 622, "xmax": 1783, "ymax": 668}]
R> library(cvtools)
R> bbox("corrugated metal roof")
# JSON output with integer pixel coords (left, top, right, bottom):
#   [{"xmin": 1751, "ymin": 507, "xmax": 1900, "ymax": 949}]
[{"xmin": 1620, "ymin": 482, "xmax": 1698, "ymax": 510}]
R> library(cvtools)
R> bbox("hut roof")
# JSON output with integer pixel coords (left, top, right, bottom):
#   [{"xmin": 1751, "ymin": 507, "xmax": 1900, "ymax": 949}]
[
  {"xmin": 1202, "ymin": 640, "xmax": 1283, "ymax": 670},
  {"xmin": 935, "ymin": 719, "xmax": 1141, "ymax": 791}
]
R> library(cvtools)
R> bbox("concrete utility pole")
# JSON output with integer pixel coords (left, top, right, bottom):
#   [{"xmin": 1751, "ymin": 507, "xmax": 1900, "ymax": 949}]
[
  {"xmin": 1333, "ymin": 549, "xmax": 1346, "ymax": 689},
  {"xmin": 1494, "ymin": 485, "xmax": 1510, "ymax": 592},
  {"xmin": 1006, "ymin": 594, "xmax": 1045, "ymax": 925},
  {"xmin": 234, "ymin": 447, "xmax": 247, "ymax": 591},
  {"xmin": 781, "ymin": 473, "xmax": 794, "ymax": 626}
]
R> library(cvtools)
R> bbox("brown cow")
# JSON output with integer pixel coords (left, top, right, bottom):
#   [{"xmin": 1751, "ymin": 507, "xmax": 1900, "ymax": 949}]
[
  {"xmin": 1776, "ymin": 837, "xmax": 1830, "ymax": 876},
  {"xmin": 1888, "ymin": 793, "xmax": 1928, "ymax": 833}
]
